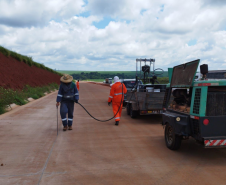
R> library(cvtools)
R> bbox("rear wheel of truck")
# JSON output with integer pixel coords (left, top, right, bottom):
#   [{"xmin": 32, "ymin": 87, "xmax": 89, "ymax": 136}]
[
  {"xmin": 123, "ymin": 101, "xmax": 127, "ymax": 107},
  {"xmin": 126, "ymin": 103, "xmax": 130, "ymax": 115},
  {"xmin": 130, "ymin": 104, "xmax": 137, "ymax": 118},
  {"xmin": 165, "ymin": 123, "xmax": 181, "ymax": 150}
]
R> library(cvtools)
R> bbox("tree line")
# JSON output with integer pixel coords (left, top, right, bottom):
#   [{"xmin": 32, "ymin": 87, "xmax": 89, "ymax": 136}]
[
  {"xmin": 71, "ymin": 71, "xmax": 168, "ymax": 80},
  {"xmin": 71, "ymin": 72, "xmax": 136, "ymax": 80}
]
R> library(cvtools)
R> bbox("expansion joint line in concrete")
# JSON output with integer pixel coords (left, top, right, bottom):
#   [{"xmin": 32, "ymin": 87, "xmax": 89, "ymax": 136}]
[
  {"xmin": 37, "ymin": 137, "xmax": 57, "ymax": 185},
  {"xmin": 0, "ymin": 138, "xmax": 58, "ymax": 180}
]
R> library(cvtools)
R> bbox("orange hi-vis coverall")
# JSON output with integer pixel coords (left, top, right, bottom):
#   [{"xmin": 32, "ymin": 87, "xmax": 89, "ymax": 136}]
[
  {"xmin": 76, "ymin": 81, "xmax": 80, "ymax": 91},
  {"xmin": 108, "ymin": 82, "xmax": 127, "ymax": 121}
]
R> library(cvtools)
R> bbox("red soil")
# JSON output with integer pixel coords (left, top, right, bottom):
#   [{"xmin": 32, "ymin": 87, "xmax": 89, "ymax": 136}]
[{"xmin": 0, "ymin": 53, "xmax": 61, "ymax": 90}]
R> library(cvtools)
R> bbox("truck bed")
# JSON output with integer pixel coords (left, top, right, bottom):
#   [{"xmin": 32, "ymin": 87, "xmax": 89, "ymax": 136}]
[{"xmin": 126, "ymin": 91, "xmax": 165, "ymax": 110}]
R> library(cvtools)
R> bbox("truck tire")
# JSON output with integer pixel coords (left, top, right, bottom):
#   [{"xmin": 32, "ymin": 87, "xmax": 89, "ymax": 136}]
[
  {"xmin": 126, "ymin": 103, "xmax": 130, "ymax": 115},
  {"xmin": 123, "ymin": 101, "xmax": 127, "ymax": 107},
  {"xmin": 130, "ymin": 104, "xmax": 137, "ymax": 118},
  {"xmin": 165, "ymin": 123, "xmax": 181, "ymax": 150}
]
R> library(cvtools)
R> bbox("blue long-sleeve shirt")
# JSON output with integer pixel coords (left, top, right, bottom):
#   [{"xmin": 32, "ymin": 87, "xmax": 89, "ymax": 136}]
[{"xmin": 56, "ymin": 82, "xmax": 79, "ymax": 102}]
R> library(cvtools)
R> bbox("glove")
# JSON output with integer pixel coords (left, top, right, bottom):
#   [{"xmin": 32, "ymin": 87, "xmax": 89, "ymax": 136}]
[
  {"xmin": 108, "ymin": 102, "xmax": 111, "ymax": 106},
  {"xmin": 75, "ymin": 100, "xmax": 78, "ymax": 103}
]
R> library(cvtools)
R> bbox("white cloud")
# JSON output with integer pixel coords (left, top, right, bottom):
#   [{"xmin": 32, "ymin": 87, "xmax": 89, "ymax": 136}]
[
  {"xmin": 0, "ymin": 0, "xmax": 85, "ymax": 27},
  {"xmin": 0, "ymin": 0, "xmax": 226, "ymax": 71}
]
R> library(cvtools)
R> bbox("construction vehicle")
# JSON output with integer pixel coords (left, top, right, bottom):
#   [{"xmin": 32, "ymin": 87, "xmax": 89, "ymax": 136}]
[
  {"xmin": 105, "ymin": 78, "xmax": 112, "ymax": 84},
  {"xmin": 206, "ymin": 70, "xmax": 226, "ymax": 79},
  {"xmin": 126, "ymin": 58, "xmax": 167, "ymax": 118},
  {"xmin": 162, "ymin": 59, "xmax": 226, "ymax": 150},
  {"xmin": 195, "ymin": 70, "xmax": 226, "ymax": 81},
  {"xmin": 120, "ymin": 79, "xmax": 143, "ymax": 106}
]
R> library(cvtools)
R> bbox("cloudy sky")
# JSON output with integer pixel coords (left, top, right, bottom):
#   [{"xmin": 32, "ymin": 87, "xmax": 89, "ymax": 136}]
[{"xmin": 0, "ymin": 0, "xmax": 226, "ymax": 71}]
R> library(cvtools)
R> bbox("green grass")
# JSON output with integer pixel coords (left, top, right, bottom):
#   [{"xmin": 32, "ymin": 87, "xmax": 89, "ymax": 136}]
[
  {"xmin": 0, "ymin": 83, "xmax": 59, "ymax": 115},
  {"xmin": 58, "ymin": 70, "xmax": 169, "ymax": 77},
  {"xmin": 157, "ymin": 77, "xmax": 169, "ymax": 84},
  {"xmin": 59, "ymin": 70, "xmax": 138, "ymax": 75},
  {"xmin": 0, "ymin": 106, "xmax": 5, "ymax": 115},
  {"xmin": 0, "ymin": 46, "xmax": 62, "ymax": 76},
  {"xmin": 0, "ymin": 46, "xmax": 10, "ymax": 57},
  {"xmin": 31, "ymin": 94, "xmax": 39, "ymax": 100},
  {"xmin": 14, "ymin": 96, "xmax": 27, "ymax": 105},
  {"xmin": 86, "ymin": 77, "xmax": 169, "ymax": 83}
]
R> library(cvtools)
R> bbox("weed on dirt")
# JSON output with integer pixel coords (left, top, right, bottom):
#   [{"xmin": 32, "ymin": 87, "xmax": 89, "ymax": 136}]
[
  {"xmin": 14, "ymin": 96, "xmax": 27, "ymax": 105},
  {"xmin": 0, "ymin": 83, "xmax": 58, "ymax": 114}
]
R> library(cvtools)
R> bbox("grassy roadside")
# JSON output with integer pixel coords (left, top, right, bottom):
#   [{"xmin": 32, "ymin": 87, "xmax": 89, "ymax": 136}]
[
  {"xmin": 85, "ymin": 77, "xmax": 169, "ymax": 84},
  {"xmin": 0, "ymin": 83, "xmax": 59, "ymax": 115},
  {"xmin": 156, "ymin": 77, "xmax": 169, "ymax": 84}
]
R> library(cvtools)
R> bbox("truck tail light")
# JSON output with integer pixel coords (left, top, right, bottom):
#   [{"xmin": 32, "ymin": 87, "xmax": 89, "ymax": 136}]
[{"xmin": 203, "ymin": 119, "xmax": 209, "ymax": 126}]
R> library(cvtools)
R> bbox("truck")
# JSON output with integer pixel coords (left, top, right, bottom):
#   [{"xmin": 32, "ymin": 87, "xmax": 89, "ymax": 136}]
[
  {"xmin": 206, "ymin": 70, "xmax": 226, "ymax": 79},
  {"xmin": 126, "ymin": 84, "xmax": 167, "ymax": 118},
  {"xmin": 194, "ymin": 72, "xmax": 201, "ymax": 81},
  {"xmin": 195, "ymin": 70, "xmax": 226, "ymax": 81},
  {"xmin": 125, "ymin": 58, "xmax": 167, "ymax": 118},
  {"xmin": 162, "ymin": 59, "xmax": 226, "ymax": 150},
  {"xmin": 105, "ymin": 78, "xmax": 112, "ymax": 84},
  {"xmin": 120, "ymin": 79, "xmax": 143, "ymax": 106}
]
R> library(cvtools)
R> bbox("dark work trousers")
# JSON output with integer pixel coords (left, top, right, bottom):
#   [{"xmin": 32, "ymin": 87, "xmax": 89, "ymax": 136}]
[{"xmin": 60, "ymin": 101, "xmax": 74, "ymax": 127}]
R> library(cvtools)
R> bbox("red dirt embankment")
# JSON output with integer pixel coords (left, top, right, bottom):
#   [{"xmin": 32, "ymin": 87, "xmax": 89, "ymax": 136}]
[{"xmin": 0, "ymin": 53, "xmax": 61, "ymax": 90}]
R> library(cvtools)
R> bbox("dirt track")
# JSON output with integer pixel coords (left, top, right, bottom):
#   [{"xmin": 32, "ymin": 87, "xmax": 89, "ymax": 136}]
[{"xmin": 1, "ymin": 82, "xmax": 226, "ymax": 185}]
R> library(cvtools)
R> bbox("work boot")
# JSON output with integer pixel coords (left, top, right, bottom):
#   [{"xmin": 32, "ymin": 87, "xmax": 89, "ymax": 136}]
[
  {"xmin": 68, "ymin": 126, "xmax": 73, "ymax": 130},
  {"xmin": 63, "ymin": 126, "xmax": 67, "ymax": 131},
  {"xmin": 115, "ymin": 121, "xmax": 119, "ymax": 126}
]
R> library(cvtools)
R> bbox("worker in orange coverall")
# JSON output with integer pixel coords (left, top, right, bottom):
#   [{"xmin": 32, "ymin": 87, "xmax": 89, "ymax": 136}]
[
  {"xmin": 108, "ymin": 76, "xmax": 127, "ymax": 126},
  {"xmin": 76, "ymin": 80, "xmax": 80, "ymax": 91}
]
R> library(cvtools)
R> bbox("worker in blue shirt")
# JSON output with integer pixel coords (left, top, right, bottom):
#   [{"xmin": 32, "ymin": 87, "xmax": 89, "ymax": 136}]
[{"xmin": 56, "ymin": 74, "xmax": 79, "ymax": 131}]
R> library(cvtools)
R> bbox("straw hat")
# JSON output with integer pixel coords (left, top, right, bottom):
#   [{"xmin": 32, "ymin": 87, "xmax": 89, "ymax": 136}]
[{"xmin": 60, "ymin": 74, "xmax": 73, "ymax": 83}]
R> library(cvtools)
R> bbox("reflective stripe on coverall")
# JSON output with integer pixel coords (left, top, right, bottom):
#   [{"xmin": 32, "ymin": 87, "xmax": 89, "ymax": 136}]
[
  {"xmin": 108, "ymin": 82, "xmax": 127, "ymax": 121},
  {"xmin": 60, "ymin": 101, "xmax": 74, "ymax": 126}
]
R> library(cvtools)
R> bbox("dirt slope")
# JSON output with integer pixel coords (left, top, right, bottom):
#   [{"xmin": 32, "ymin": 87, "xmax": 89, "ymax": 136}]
[{"xmin": 0, "ymin": 53, "xmax": 60, "ymax": 89}]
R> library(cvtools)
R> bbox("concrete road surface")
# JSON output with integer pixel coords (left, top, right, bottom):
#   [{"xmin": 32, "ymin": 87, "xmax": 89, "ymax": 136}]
[{"xmin": 1, "ymin": 82, "xmax": 226, "ymax": 185}]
